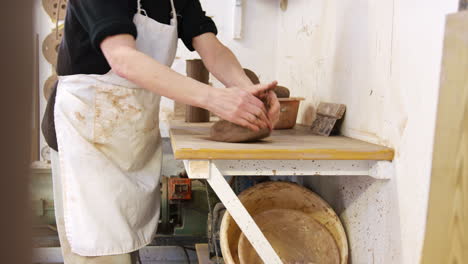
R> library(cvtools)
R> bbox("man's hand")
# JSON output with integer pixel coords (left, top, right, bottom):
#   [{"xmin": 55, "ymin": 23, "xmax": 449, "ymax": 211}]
[
  {"xmin": 206, "ymin": 81, "xmax": 277, "ymax": 131},
  {"xmin": 193, "ymin": 33, "xmax": 280, "ymax": 131},
  {"xmin": 266, "ymin": 90, "xmax": 280, "ymax": 127},
  {"xmin": 243, "ymin": 83, "xmax": 281, "ymax": 129}
]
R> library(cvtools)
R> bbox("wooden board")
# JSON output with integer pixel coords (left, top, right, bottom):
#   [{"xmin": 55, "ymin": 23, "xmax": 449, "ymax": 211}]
[
  {"xmin": 195, "ymin": 244, "xmax": 212, "ymax": 264},
  {"xmin": 31, "ymin": 34, "xmax": 40, "ymax": 162},
  {"xmin": 169, "ymin": 120, "xmax": 394, "ymax": 160},
  {"xmin": 421, "ymin": 11, "xmax": 468, "ymax": 264}
]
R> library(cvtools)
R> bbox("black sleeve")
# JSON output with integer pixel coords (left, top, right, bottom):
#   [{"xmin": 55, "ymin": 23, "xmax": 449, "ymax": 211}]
[
  {"xmin": 179, "ymin": 0, "xmax": 218, "ymax": 51},
  {"xmin": 68, "ymin": 0, "xmax": 137, "ymax": 52}
]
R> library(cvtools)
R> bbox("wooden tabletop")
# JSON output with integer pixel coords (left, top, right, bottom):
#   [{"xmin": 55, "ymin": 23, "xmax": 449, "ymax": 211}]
[{"xmin": 169, "ymin": 120, "xmax": 394, "ymax": 161}]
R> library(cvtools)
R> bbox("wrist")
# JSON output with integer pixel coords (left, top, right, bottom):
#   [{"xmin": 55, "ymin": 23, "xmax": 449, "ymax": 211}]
[{"xmin": 194, "ymin": 84, "xmax": 219, "ymax": 111}]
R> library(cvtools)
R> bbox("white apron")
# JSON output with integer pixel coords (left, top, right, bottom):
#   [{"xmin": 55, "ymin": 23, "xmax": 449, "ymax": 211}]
[{"xmin": 53, "ymin": 0, "xmax": 178, "ymax": 256}]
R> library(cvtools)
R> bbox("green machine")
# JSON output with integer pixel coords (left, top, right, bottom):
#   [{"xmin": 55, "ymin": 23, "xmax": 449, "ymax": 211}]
[
  {"xmin": 30, "ymin": 165, "xmax": 220, "ymax": 245},
  {"xmin": 159, "ymin": 176, "xmax": 220, "ymax": 237}
]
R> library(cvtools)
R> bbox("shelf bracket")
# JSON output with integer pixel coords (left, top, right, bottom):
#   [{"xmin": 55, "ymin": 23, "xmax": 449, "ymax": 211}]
[
  {"xmin": 280, "ymin": 0, "xmax": 288, "ymax": 11},
  {"xmin": 233, "ymin": 0, "xmax": 243, "ymax": 39}
]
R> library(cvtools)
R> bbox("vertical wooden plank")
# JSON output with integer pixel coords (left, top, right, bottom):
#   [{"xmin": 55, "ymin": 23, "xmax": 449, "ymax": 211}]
[
  {"xmin": 195, "ymin": 244, "xmax": 211, "ymax": 264},
  {"xmin": 421, "ymin": 11, "xmax": 468, "ymax": 264},
  {"xmin": 31, "ymin": 34, "xmax": 40, "ymax": 162},
  {"xmin": 0, "ymin": 0, "xmax": 34, "ymax": 263}
]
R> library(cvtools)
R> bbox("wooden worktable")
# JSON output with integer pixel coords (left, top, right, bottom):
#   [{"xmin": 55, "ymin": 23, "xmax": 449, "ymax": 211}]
[
  {"xmin": 169, "ymin": 120, "xmax": 395, "ymax": 263},
  {"xmin": 169, "ymin": 120, "xmax": 394, "ymax": 161}
]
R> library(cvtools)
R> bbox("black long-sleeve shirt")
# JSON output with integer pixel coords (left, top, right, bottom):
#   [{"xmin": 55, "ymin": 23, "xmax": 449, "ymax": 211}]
[{"xmin": 42, "ymin": 0, "xmax": 217, "ymax": 151}]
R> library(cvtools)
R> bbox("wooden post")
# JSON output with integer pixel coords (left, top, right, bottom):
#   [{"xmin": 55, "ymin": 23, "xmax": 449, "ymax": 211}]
[
  {"xmin": 421, "ymin": 11, "xmax": 468, "ymax": 264},
  {"xmin": 185, "ymin": 59, "xmax": 210, "ymax": 122}
]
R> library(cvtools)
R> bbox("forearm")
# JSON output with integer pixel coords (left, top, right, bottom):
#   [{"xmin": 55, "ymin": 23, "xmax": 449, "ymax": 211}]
[
  {"xmin": 194, "ymin": 34, "xmax": 252, "ymax": 87},
  {"xmin": 204, "ymin": 46, "xmax": 252, "ymax": 87},
  {"xmin": 101, "ymin": 34, "xmax": 275, "ymax": 131},
  {"xmin": 108, "ymin": 46, "xmax": 214, "ymax": 109}
]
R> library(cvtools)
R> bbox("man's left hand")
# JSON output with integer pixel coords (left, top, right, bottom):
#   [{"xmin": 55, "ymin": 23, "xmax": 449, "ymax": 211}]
[{"xmin": 265, "ymin": 90, "xmax": 280, "ymax": 129}]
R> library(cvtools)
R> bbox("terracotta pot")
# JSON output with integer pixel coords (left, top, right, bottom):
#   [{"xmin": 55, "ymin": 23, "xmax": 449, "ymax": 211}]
[{"xmin": 274, "ymin": 97, "xmax": 304, "ymax": 129}]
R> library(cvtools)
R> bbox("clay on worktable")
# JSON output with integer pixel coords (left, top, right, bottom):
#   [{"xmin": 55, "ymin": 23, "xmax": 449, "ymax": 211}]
[
  {"xmin": 243, "ymin": 68, "xmax": 260, "ymax": 85},
  {"xmin": 210, "ymin": 120, "xmax": 271, "ymax": 143},
  {"xmin": 209, "ymin": 69, "xmax": 271, "ymax": 143},
  {"xmin": 274, "ymin": 85, "xmax": 290, "ymax": 98}
]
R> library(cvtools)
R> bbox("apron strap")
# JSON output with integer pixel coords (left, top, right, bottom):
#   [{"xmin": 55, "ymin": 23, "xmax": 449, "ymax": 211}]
[
  {"xmin": 137, "ymin": 0, "xmax": 148, "ymax": 16},
  {"xmin": 169, "ymin": 0, "xmax": 177, "ymax": 26}
]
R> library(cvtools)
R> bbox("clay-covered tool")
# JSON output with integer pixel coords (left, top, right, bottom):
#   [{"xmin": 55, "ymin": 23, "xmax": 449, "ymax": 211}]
[{"xmin": 310, "ymin": 102, "xmax": 346, "ymax": 136}]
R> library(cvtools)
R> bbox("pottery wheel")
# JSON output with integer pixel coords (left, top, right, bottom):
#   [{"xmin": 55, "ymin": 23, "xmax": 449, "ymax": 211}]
[{"xmin": 238, "ymin": 209, "xmax": 340, "ymax": 264}]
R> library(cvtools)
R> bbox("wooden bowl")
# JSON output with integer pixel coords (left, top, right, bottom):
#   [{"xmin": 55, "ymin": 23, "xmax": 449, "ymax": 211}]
[
  {"xmin": 237, "ymin": 209, "xmax": 340, "ymax": 264},
  {"xmin": 220, "ymin": 181, "xmax": 348, "ymax": 264}
]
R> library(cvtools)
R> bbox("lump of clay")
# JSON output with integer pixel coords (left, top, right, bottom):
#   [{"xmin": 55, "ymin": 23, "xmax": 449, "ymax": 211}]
[
  {"xmin": 210, "ymin": 120, "xmax": 271, "ymax": 143},
  {"xmin": 274, "ymin": 85, "xmax": 290, "ymax": 98},
  {"xmin": 210, "ymin": 69, "xmax": 271, "ymax": 143},
  {"xmin": 243, "ymin": 68, "xmax": 260, "ymax": 85}
]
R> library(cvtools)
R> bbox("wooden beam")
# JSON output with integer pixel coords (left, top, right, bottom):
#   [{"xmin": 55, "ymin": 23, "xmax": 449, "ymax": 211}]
[{"xmin": 421, "ymin": 10, "xmax": 468, "ymax": 264}]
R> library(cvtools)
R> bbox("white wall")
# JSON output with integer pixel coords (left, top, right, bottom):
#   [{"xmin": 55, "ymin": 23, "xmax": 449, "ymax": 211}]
[{"xmin": 274, "ymin": 0, "xmax": 458, "ymax": 263}]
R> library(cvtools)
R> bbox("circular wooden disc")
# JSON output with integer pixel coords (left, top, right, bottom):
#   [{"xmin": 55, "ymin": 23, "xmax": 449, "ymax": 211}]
[
  {"xmin": 41, "ymin": 146, "xmax": 51, "ymax": 162},
  {"xmin": 42, "ymin": 0, "xmax": 67, "ymax": 21},
  {"xmin": 43, "ymin": 74, "xmax": 58, "ymax": 101},
  {"xmin": 42, "ymin": 27, "xmax": 64, "ymax": 66},
  {"xmin": 220, "ymin": 181, "xmax": 349, "ymax": 264},
  {"xmin": 238, "ymin": 209, "xmax": 340, "ymax": 264}
]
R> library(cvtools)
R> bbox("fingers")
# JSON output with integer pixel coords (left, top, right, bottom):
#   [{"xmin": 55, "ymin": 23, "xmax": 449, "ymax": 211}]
[
  {"xmin": 242, "ymin": 85, "xmax": 278, "ymax": 131},
  {"xmin": 243, "ymin": 104, "xmax": 271, "ymax": 130},
  {"xmin": 237, "ymin": 89, "xmax": 270, "ymax": 130},
  {"xmin": 233, "ymin": 102, "xmax": 270, "ymax": 132},
  {"xmin": 214, "ymin": 83, "xmax": 279, "ymax": 132},
  {"xmin": 266, "ymin": 91, "xmax": 280, "ymax": 128},
  {"xmin": 246, "ymin": 97, "xmax": 271, "ymax": 126},
  {"xmin": 250, "ymin": 81, "xmax": 278, "ymax": 96},
  {"xmin": 236, "ymin": 118, "xmax": 260, "ymax": 132},
  {"xmin": 247, "ymin": 94, "xmax": 269, "ymax": 117}
]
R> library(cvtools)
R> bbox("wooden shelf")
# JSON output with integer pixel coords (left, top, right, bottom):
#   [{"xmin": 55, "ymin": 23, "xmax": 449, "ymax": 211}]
[{"xmin": 169, "ymin": 120, "xmax": 394, "ymax": 161}]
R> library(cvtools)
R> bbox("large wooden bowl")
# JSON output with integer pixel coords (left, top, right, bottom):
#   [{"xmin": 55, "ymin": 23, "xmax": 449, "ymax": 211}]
[
  {"xmin": 220, "ymin": 181, "xmax": 349, "ymax": 264},
  {"xmin": 238, "ymin": 209, "xmax": 341, "ymax": 264}
]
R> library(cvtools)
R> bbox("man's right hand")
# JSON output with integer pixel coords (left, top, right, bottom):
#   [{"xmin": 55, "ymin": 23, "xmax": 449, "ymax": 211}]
[{"xmin": 205, "ymin": 81, "xmax": 277, "ymax": 132}]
